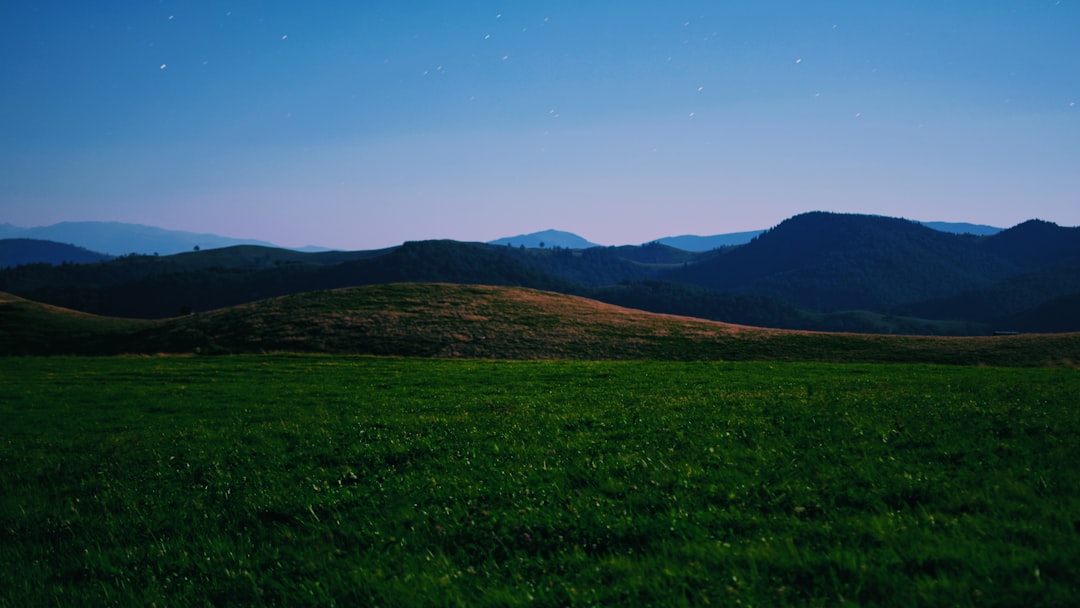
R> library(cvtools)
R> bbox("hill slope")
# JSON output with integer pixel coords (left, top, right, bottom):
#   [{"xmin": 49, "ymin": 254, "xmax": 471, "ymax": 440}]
[
  {"xmin": 3, "ymin": 285, "xmax": 1077, "ymax": 366},
  {"xmin": 980, "ymin": 219, "xmax": 1080, "ymax": 269},
  {"xmin": 919, "ymin": 221, "xmax": 1002, "ymax": 236},
  {"xmin": 0, "ymin": 291, "xmax": 155, "ymax": 353},
  {"xmin": 2, "ymin": 213, "xmax": 1078, "ymax": 334},
  {"xmin": 664, "ymin": 212, "xmax": 1017, "ymax": 311},
  {"xmin": 0, "ymin": 221, "xmax": 285, "ymax": 256},
  {"xmin": 0, "ymin": 239, "xmax": 114, "ymax": 268},
  {"xmin": 0, "ymin": 240, "xmax": 576, "ymax": 318}
]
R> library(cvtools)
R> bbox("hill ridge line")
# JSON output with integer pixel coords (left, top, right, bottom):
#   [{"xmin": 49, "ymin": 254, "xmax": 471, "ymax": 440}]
[{"xmin": 3, "ymin": 283, "xmax": 1078, "ymax": 366}]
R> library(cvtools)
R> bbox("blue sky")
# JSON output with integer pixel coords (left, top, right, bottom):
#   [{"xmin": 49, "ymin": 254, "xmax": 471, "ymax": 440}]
[{"xmin": 2, "ymin": 1, "xmax": 1078, "ymax": 249}]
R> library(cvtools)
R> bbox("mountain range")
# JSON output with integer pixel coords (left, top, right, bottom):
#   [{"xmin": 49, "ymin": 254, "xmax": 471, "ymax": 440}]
[
  {"xmin": 490, "ymin": 221, "xmax": 1002, "ymax": 252},
  {"xmin": 0, "ymin": 212, "xmax": 1074, "ymax": 335},
  {"xmin": 0, "ymin": 221, "xmax": 295, "ymax": 257},
  {"xmin": 0, "ymin": 218, "xmax": 1003, "ymax": 261}
]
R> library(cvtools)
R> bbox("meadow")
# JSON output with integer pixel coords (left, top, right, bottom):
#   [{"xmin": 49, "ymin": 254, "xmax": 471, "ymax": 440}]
[{"xmin": 2, "ymin": 355, "xmax": 1078, "ymax": 606}]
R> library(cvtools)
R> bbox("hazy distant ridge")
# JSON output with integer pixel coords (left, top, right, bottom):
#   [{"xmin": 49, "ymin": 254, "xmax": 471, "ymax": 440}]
[
  {"xmin": 2, "ymin": 218, "xmax": 1007, "ymax": 258},
  {"xmin": 488, "ymin": 229, "xmax": 600, "ymax": 249},
  {"xmin": 0, "ymin": 222, "xmax": 285, "ymax": 256},
  {"xmin": 654, "ymin": 231, "xmax": 766, "ymax": 251},
  {"xmin": 487, "ymin": 222, "xmax": 1003, "ymax": 252}
]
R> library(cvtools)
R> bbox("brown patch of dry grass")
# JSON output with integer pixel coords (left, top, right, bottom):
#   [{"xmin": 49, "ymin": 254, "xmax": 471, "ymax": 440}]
[{"xmin": 4, "ymin": 283, "xmax": 1080, "ymax": 365}]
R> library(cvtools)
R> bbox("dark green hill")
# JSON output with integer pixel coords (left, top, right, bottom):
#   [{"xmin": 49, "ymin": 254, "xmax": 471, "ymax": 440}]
[
  {"xmin": 0, "ymin": 291, "xmax": 155, "ymax": 354},
  {"xmin": 589, "ymin": 280, "xmax": 987, "ymax": 336},
  {"xmin": 3, "ymin": 285, "xmax": 1078, "ymax": 366},
  {"xmin": 499, "ymin": 245, "xmax": 670, "ymax": 287},
  {"xmin": 980, "ymin": 219, "xmax": 1080, "ymax": 269},
  {"xmin": 0, "ymin": 241, "xmax": 577, "ymax": 318},
  {"xmin": 2, "ymin": 213, "xmax": 1077, "ymax": 334},
  {"xmin": 0, "ymin": 239, "xmax": 114, "ymax": 268},
  {"xmin": 995, "ymin": 291, "xmax": 1080, "ymax": 333},
  {"xmin": 895, "ymin": 267, "xmax": 1080, "ymax": 326},
  {"xmin": 1, "ymin": 237, "xmax": 967, "ymax": 334},
  {"xmin": 161, "ymin": 244, "xmax": 388, "ymax": 267},
  {"xmin": 597, "ymin": 243, "xmax": 699, "ymax": 265},
  {"xmin": 663, "ymin": 212, "xmax": 1015, "ymax": 311}
]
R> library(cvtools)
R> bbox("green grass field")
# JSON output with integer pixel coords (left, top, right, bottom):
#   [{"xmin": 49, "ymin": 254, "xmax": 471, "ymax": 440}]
[{"xmin": 2, "ymin": 356, "xmax": 1078, "ymax": 606}]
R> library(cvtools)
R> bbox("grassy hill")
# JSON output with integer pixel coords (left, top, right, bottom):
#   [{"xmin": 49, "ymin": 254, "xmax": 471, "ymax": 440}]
[
  {"xmin": 3, "ymin": 213, "xmax": 1078, "ymax": 334},
  {"xmin": 0, "ymin": 291, "xmax": 155, "ymax": 354},
  {"xmin": 3, "ymin": 284, "xmax": 1078, "ymax": 366}
]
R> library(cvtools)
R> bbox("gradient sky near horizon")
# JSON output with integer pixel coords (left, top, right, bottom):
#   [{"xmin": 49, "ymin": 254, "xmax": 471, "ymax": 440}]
[{"xmin": 2, "ymin": 1, "xmax": 1078, "ymax": 249}]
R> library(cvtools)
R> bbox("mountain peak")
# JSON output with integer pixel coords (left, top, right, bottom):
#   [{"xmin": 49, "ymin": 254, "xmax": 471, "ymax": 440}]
[
  {"xmin": 982, "ymin": 219, "xmax": 1079, "ymax": 268},
  {"xmin": 1010, "ymin": 218, "xmax": 1060, "ymax": 231},
  {"xmin": 488, "ymin": 229, "xmax": 600, "ymax": 249}
]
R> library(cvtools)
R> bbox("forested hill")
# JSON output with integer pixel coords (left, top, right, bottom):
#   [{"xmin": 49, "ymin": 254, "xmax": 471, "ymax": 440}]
[
  {"xmin": 0, "ymin": 239, "xmax": 113, "ymax": 268},
  {"xmin": 979, "ymin": 219, "xmax": 1080, "ymax": 269},
  {"xmin": 0, "ymin": 240, "xmax": 578, "ymax": 319},
  {"xmin": 1, "ymin": 213, "xmax": 1078, "ymax": 334},
  {"xmin": 661, "ymin": 213, "xmax": 1016, "ymax": 311}
]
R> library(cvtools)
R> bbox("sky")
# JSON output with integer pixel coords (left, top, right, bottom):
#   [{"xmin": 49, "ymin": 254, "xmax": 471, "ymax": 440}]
[{"xmin": 2, "ymin": 1, "xmax": 1078, "ymax": 250}]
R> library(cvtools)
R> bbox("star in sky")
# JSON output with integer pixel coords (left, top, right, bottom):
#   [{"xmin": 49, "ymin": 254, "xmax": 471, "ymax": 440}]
[{"xmin": 1, "ymin": 1, "xmax": 1077, "ymax": 249}]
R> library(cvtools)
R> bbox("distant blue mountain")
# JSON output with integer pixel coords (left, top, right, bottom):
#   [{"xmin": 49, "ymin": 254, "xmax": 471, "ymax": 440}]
[
  {"xmin": 488, "ymin": 229, "xmax": 600, "ymax": 249},
  {"xmin": 488, "ymin": 221, "xmax": 1006, "ymax": 253},
  {"xmin": 0, "ymin": 217, "xmax": 1008, "ymax": 258},
  {"xmin": 655, "ymin": 231, "xmax": 765, "ymax": 251},
  {"xmin": 0, "ymin": 222, "xmax": 288, "ymax": 256},
  {"xmin": 655, "ymin": 223, "xmax": 1001, "ymax": 252}
]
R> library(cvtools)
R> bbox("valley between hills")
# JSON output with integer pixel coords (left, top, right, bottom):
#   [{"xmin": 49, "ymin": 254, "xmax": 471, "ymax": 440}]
[{"xmin": 2, "ymin": 212, "xmax": 1079, "ymax": 341}]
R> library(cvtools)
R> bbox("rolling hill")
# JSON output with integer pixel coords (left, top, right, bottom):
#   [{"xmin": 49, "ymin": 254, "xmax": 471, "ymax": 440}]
[
  {"xmin": 662, "ymin": 212, "xmax": 1015, "ymax": 311},
  {"xmin": 2, "ymin": 284, "xmax": 1078, "ymax": 366},
  {"xmin": 0, "ymin": 239, "xmax": 114, "ymax": 268},
  {"xmin": 1, "ymin": 213, "xmax": 1077, "ymax": 335},
  {"xmin": 0, "ymin": 240, "xmax": 574, "ymax": 318},
  {"xmin": 979, "ymin": 219, "xmax": 1080, "ymax": 269}
]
